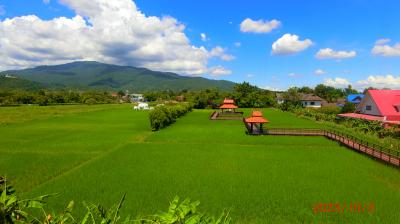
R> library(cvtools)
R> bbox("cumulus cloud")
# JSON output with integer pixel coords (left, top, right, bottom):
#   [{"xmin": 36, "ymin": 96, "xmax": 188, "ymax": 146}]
[
  {"xmin": 371, "ymin": 39, "xmax": 400, "ymax": 57},
  {"xmin": 200, "ymin": 33, "xmax": 207, "ymax": 42},
  {"xmin": 324, "ymin": 77, "xmax": 350, "ymax": 88},
  {"xmin": 209, "ymin": 46, "xmax": 235, "ymax": 61},
  {"xmin": 316, "ymin": 48, "xmax": 356, "ymax": 59},
  {"xmin": 271, "ymin": 34, "xmax": 313, "ymax": 55},
  {"xmin": 209, "ymin": 66, "xmax": 232, "ymax": 77},
  {"xmin": 314, "ymin": 69, "xmax": 326, "ymax": 75},
  {"xmin": 0, "ymin": 0, "xmax": 230, "ymax": 75},
  {"xmin": 240, "ymin": 18, "xmax": 281, "ymax": 33},
  {"xmin": 375, "ymin": 38, "xmax": 391, "ymax": 45},
  {"xmin": 0, "ymin": 5, "xmax": 5, "ymax": 16},
  {"xmin": 356, "ymin": 75, "xmax": 400, "ymax": 89}
]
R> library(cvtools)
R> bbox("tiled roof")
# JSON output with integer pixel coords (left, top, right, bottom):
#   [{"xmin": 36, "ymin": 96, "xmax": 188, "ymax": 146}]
[{"xmin": 300, "ymin": 94, "xmax": 324, "ymax": 101}]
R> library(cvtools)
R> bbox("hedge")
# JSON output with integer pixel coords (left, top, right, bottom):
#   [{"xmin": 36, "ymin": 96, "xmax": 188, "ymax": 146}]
[{"xmin": 149, "ymin": 103, "xmax": 192, "ymax": 131}]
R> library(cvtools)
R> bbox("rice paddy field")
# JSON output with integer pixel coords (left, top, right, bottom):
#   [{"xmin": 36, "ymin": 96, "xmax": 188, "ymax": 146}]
[{"xmin": 1, "ymin": 104, "xmax": 400, "ymax": 223}]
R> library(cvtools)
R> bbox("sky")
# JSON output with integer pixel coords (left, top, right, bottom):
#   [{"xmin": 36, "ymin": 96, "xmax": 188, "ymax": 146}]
[{"xmin": 0, "ymin": 0, "xmax": 400, "ymax": 90}]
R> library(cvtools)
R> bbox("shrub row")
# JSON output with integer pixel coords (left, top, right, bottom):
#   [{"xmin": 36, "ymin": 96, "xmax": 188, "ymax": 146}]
[
  {"xmin": 149, "ymin": 103, "xmax": 192, "ymax": 131},
  {"xmin": 289, "ymin": 107, "xmax": 400, "ymax": 139}
]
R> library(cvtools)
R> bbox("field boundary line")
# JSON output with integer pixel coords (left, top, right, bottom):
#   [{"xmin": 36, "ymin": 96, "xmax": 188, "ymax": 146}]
[{"xmin": 26, "ymin": 132, "xmax": 154, "ymax": 192}]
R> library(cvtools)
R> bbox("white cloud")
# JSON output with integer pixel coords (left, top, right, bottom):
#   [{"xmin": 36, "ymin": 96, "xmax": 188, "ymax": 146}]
[
  {"xmin": 375, "ymin": 38, "xmax": 391, "ymax": 45},
  {"xmin": 246, "ymin": 73, "xmax": 254, "ymax": 78},
  {"xmin": 209, "ymin": 66, "xmax": 232, "ymax": 77},
  {"xmin": 240, "ymin": 18, "xmax": 281, "ymax": 33},
  {"xmin": 200, "ymin": 33, "xmax": 207, "ymax": 42},
  {"xmin": 356, "ymin": 75, "xmax": 400, "ymax": 89},
  {"xmin": 316, "ymin": 48, "xmax": 356, "ymax": 59},
  {"xmin": 43, "ymin": 0, "xmax": 51, "ymax": 4},
  {"xmin": 0, "ymin": 5, "xmax": 5, "ymax": 16},
  {"xmin": 262, "ymin": 86, "xmax": 285, "ymax": 91},
  {"xmin": 314, "ymin": 69, "xmax": 326, "ymax": 75},
  {"xmin": 324, "ymin": 77, "xmax": 350, "ymax": 88},
  {"xmin": 271, "ymin": 34, "xmax": 313, "ymax": 55},
  {"xmin": 288, "ymin": 73, "xmax": 301, "ymax": 78},
  {"xmin": 0, "ymin": 0, "xmax": 231, "ymax": 75},
  {"xmin": 371, "ymin": 40, "xmax": 400, "ymax": 57},
  {"xmin": 209, "ymin": 46, "xmax": 235, "ymax": 61},
  {"xmin": 234, "ymin": 42, "xmax": 241, "ymax": 47}
]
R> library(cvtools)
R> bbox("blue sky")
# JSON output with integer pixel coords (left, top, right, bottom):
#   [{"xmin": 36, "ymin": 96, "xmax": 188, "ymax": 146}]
[{"xmin": 1, "ymin": 0, "xmax": 400, "ymax": 90}]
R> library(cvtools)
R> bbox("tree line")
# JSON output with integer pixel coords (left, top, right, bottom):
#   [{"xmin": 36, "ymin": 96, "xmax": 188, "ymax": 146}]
[{"xmin": 0, "ymin": 90, "xmax": 119, "ymax": 106}]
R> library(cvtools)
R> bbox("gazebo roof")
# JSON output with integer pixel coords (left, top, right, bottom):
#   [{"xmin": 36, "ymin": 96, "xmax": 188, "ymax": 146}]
[
  {"xmin": 220, "ymin": 98, "xmax": 238, "ymax": 109},
  {"xmin": 245, "ymin": 110, "xmax": 269, "ymax": 123},
  {"xmin": 220, "ymin": 104, "xmax": 238, "ymax": 109},
  {"xmin": 251, "ymin": 111, "xmax": 263, "ymax": 117},
  {"xmin": 223, "ymin": 98, "xmax": 235, "ymax": 104}
]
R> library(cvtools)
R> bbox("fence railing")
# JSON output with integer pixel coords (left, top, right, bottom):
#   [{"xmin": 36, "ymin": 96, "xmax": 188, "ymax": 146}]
[{"xmin": 257, "ymin": 127, "xmax": 400, "ymax": 167}]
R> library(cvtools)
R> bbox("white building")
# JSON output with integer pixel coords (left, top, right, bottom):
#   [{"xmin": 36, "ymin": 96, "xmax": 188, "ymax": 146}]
[
  {"xmin": 133, "ymin": 102, "xmax": 150, "ymax": 110},
  {"xmin": 276, "ymin": 93, "xmax": 285, "ymax": 104},
  {"xmin": 300, "ymin": 94, "xmax": 324, "ymax": 108},
  {"xmin": 130, "ymin": 94, "xmax": 144, "ymax": 102}
]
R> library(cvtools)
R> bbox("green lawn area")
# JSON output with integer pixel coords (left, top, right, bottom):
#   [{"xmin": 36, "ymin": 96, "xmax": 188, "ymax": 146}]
[{"xmin": 1, "ymin": 105, "xmax": 400, "ymax": 223}]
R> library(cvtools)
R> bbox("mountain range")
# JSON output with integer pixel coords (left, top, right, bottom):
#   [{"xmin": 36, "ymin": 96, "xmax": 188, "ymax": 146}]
[{"xmin": 0, "ymin": 61, "xmax": 236, "ymax": 92}]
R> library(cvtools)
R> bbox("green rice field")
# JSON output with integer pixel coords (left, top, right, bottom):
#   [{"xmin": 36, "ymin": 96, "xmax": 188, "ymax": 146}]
[{"xmin": 1, "ymin": 104, "xmax": 400, "ymax": 223}]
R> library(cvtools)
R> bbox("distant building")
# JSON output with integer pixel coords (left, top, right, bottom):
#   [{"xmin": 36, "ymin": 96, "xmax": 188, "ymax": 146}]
[
  {"xmin": 276, "ymin": 93, "xmax": 285, "ymax": 104},
  {"xmin": 130, "ymin": 94, "xmax": 144, "ymax": 102},
  {"xmin": 346, "ymin": 94, "xmax": 364, "ymax": 104},
  {"xmin": 338, "ymin": 90, "xmax": 400, "ymax": 126},
  {"xmin": 335, "ymin": 98, "xmax": 346, "ymax": 107},
  {"xmin": 175, "ymin": 95, "xmax": 185, "ymax": 102},
  {"xmin": 300, "ymin": 94, "xmax": 324, "ymax": 108},
  {"xmin": 133, "ymin": 102, "xmax": 150, "ymax": 110}
]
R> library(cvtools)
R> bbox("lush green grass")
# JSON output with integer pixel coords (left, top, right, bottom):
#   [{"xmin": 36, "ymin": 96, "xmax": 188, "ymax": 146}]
[
  {"xmin": 1, "ymin": 105, "xmax": 400, "ymax": 223},
  {"xmin": 0, "ymin": 104, "xmax": 125, "ymax": 125}
]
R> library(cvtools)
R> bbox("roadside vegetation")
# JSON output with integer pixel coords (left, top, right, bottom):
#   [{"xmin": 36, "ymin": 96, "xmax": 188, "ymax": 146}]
[{"xmin": 0, "ymin": 177, "xmax": 230, "ymax": 224}]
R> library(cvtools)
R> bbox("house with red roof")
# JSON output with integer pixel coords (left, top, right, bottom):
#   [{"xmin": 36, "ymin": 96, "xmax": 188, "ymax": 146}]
[{"xmin": 338, "ymin": 90, "xmax": 400, "ymax": 126}]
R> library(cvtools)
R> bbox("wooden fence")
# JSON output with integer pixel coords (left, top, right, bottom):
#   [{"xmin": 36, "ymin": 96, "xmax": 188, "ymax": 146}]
[{"xmin": 245, "ymin": 125, "xmax": 400, "ymax": 167}]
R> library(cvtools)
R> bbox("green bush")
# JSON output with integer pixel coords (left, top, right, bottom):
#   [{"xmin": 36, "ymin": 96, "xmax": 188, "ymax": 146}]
[
  {"xmin": 0, "ymin": 177, "xmax": 230, "ymax": 224},
  {"xmin": 149, "ymin": 103, "xmax": 192, "ymax": 131}
]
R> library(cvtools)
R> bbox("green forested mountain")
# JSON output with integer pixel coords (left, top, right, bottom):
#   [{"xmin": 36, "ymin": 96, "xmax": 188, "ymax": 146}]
[
  {"xmin": 0, "ymin": 76, "xmax": 46, "ymax": 91},
  {"xmin": 0, "ymin": 61, "xmax": 235, "ymax": 91}
]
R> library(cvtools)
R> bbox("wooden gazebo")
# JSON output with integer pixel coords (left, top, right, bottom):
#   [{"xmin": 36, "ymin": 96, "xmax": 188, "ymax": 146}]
[
  {"xmin": 244, "ymin": 111, "xmax": 269, "ymax": 134},
  {"xmin": 219, "ymin": 98, "xmax": 238, "ymax": 113}
]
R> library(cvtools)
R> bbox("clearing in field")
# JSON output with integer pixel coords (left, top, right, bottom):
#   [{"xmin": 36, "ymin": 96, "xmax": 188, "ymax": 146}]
[{"xmin": 1, "ymin": 104, "xmax": 400, "ymax": 223}]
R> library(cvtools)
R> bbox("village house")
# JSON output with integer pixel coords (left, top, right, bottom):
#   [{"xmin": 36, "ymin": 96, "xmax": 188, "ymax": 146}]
[
  {"xmin": 276, "ymin": 93, "xmax": 285, "ymax": 104},
  {"xmin": 338, "ymin": 90, "xmax": 400, "ymax": 126},
  {"xmin": 130, "ymin": 94, "xmax": 144, "ymax": 102},
  {"xmin": 346, "ymin": 94, "xmax": 364, "ymax": 104},
  {"xmin": 300, "ymin": 94, "xmax": 324, "ymax": 108}
]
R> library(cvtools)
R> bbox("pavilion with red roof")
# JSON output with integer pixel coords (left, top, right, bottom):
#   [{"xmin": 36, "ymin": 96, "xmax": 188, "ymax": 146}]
[
  {"xmin": 338, "ymin": 89, "xmax": 400, "ymax": 127},
  {"xmin": 219, "ymin": 98, "xmax": 238, "ymax": 113},
  {"xmin": 210, "ymin": 98, "xmax": 243, "ymax": 120},
  {"xmin": 244, "ymin": 111, "xmax": 269, "ymax": 134}
]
